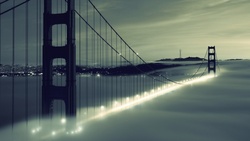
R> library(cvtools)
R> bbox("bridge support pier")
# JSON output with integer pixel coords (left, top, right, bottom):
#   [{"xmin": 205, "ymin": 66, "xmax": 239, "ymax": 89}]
[
  {"xmin": 42, "ymin": 0, "xmax": 76, "ymax": 122},
  {"xmin": 208, "ymin": 46, "xmax": 216, "ymax": 74}
]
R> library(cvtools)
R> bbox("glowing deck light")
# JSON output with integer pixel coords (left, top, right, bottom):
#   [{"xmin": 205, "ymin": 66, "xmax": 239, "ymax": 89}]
[
  {"xmin": 135, "ymin": 95, "xmax": 140, "ymax": 99},
  {"xmin": 52, "ymin": 131, "xmax": 56, "ymax": 136},
  {"xmin": 76, "ymin": 126, "xmax": 83, "ymax": 132},
  {"xmin": 126, "ymin": 97, "xmax": 130, "ymax": 102},
  {"xmin": 37, "ymin": 74, "xmax": 215, "ymax": 138},
  {"xmin": 96, "ymin": 74, "xmax": 101, "ymax": 77},
  {"xmin": 61, "ymin": 118, "xmax": 66, "ymax": 124},
  {"xmin": 100, "ymin": 105, "xmax": 105, "ymax": 111},
  {"xmin": 113, "ymin": 101, "xmax": 119, "ymax": 107},
  {"xmin": 32, "ymin": 129, "xmax": 36, "ymax": 134},
  {"xmin": 31, "ymin": 127, "xmax": 41, "ymax": 134},
  {"xmin": 37, "ymin": 127, "xmax": 41, "ymax": 131}
]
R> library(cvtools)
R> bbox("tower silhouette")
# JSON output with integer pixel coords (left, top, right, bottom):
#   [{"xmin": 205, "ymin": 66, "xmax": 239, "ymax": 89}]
[
  {"xmin": 42, "ymin": 0, "xmax": 76, "ymax": 119},
  {"xmin": 207, "ymin": 46, "xmax": 216, "ymax": 74}
]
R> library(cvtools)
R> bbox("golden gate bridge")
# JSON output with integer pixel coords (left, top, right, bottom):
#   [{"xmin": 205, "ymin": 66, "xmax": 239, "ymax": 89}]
[{"xmin": 0, "ymin": 0, "xmax": 218, "ymax": 140}]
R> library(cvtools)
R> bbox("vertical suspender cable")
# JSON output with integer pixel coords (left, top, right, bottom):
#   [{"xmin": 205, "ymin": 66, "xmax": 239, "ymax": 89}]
[
  {"xmin": 55, "ymin": 0, "xmax": 59, "ymax": 116},
  {"xmin": 55, "ymin": 0, "xmax": 59, "ymax": 87},
  {"xmin": 61, "ymin": 0, "xmax": 65, "ymax": 116},
  {"xmin": 141, "ymin": 57, "xmax": 143, "ymax": 95},
  {"xmin": 133, "ymin": 53, "xmax": 135, "ymax": 98},
  {"xmin": 100, "ymin": 16, "xmax": 104, "ymax": 105},
  {"xmin": 60, "ymin": 0, "xmax": 62, "ymax": 87},
  {"xmin": 86, "ymin": 0, "xmax": 89, "ymax": 114},
  {"xmin": 102, "ymin": 18, "xmax": 105, "ymax": 107},
  {"xmin": 215, "ymin": 53, "xmax": 220, "ymax": 72},
  {"xmin": 120, "ymin": 40, "xmax": 122, "ymax": 103},
  {"xmin": 129, "ymin": 46, "xmax": 131, "ymax": 97},
  {"xmin": 125, "ymin": 44, "xmax": 127, "ymax": 99},
  {"xmin": 11, "ymin": 0, "xmax": 16, "ymax": 132},
  {"xmin": 139, "ymin": 57, "xmax": 141, "ymax": 94},
  {"xmin": 137, "ymin": 55, "xmax": 142, "ymax": 94},
  {"xmin": 101, "ymin": 18, "xmax": 104, "ymax": 106},
  {"xmin": 115, "ymin": 33, "xmax": 117, "ymax": 101},
  {"xmin": 93, "ymin": 7, "xmax": 96, "ymax": 112},
  {"xmin": 95, "ymin": 10, "xmax": 100, "ymax": 106},
  {"xmin": 25, "ymin": 0, "xmax": 29, "ymax": 128},
  {"xmin": 136, "ymin": 54, "xmax": 138, "ymax": 95},
  {"xmin": 103, "ymin": 18, "xmax": 106, "ymax": 107},
  {"xmin": 39, "ymin": 0, "xmax": 42, "ymax": 126},
  {"xmin": 104, "ymin": 22, "xmax": 107, "ymax": 107},
  {"xmin": 110, "ymin": 26, "xmax": 113, "ymax": 105},
  {"xmin": 35, "ymin": 0, "xmax": 39, "ymax": 126},
  {"xmin": 98, "ymin": 16, "xmax": 100, "ymax": 105},
  {"xmin": 105, "ymin": 22, "xmax": 108, "ymax": 107},
  {"xmin": 78, "ymin": 0, "xmax": 82, "ymax": 118},
  {"xmin": 59, "ymin": 0, "xmax": 63, "ymax": 119},
  {"xmin": 0, "ymin": 3, "xmax": 2, "ymax": 100}
]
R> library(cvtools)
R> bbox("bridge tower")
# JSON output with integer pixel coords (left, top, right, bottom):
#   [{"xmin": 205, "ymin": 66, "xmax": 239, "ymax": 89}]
[
  {"xmin": 207, "ymin": 46, "xmax": 216, "ymax": 74},
  {"xmin": 42, "ymin": 0, "xmax": 76, "ymax": 119}
]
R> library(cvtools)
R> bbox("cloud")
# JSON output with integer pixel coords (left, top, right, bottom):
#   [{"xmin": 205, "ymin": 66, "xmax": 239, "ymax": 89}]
[
  {"xmin": 208, "ymin": 0, "xmax": 230, "ymax": 7},
  {"xmin": 1, "ymin": 0, "xmax": 250, "ymax": 65},
  {"xmin": 99, "ymin": 0, "xmax": 250, "ymax": 59}
]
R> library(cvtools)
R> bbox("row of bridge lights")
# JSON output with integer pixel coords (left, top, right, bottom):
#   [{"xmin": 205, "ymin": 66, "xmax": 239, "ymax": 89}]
[
  {"xmin": 31, "ymin": 74, "xmax": 215, "ymax": 137},
  {"xmin": 93, "ymin": 74, "xmax": 215, "ymax": 119}
]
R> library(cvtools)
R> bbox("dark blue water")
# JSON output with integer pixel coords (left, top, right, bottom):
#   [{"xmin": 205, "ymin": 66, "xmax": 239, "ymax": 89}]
[
  {"xmin": 0, "ymin": 64, "xmax": 204, "ymax": 128},
  {"xmin": 0, "ymin": 74, "xmax": 161, "ymax": 128}
]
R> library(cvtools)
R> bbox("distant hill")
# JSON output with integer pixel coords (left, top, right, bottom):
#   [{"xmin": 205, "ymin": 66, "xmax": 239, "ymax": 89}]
[
  {"xmin": 225, "ymin": 59, "xmax": 243, "ymax": 61},
  {"xmin": 0, "ymin": 63, "xmax": 182, "ymax": 77},
  {"xmin": 77, "ymin": 63, "xmax": 181, "ymax": 76},
  {"xmin": 157, "ymin": 57, "xmax": 206, "ymax": 62}
]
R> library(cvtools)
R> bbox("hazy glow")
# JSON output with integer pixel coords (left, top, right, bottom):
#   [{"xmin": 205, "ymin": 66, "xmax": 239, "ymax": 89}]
[
  {"xmin": 78, "ymin": 74, "xmax": 215, "ymax": 123},
  {"xmin": 76, "ymin": 126, "xmax": 83, "ymax": 132},
  {"xmin": 32, "ymin": 129, "xmax": 36, "ymax": 134},
  {"xmin": 113, "ymin": 101, "xmax": 120, "ymax": 107},
  {"xmin": 31, "ymin": 74, "xmax": 215, "ymax": 138},
  {"xmin": 135, "ymin": 94, "xmax": 140, "ymax": 99},
  {"xmin": 61, "ymin": 118, "xmax": 66, "ymax": 124},
  {"xmin": 52, "ymin": 131, "xmax": 56, "ymax": 136},
  {"xmin": 100, "ymin": 105, "xmax": 105, "ymax": 111},
  {"xmin": 31, "ymin": 127, "xmax": 41, "ymax": 134},
  {"xmin": 126, "ymin": 97, "xmax": 130, "ymax": 102}
]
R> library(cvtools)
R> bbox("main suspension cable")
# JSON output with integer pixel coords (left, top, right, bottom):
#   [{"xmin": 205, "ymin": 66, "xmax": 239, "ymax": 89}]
[
  {"xmin": 75, "ymin": 10, "xmax": 166, "ymax": 84},
  {"xmin": 0, "ymin": 0, "xmax": 30, "ymax": 16},
  {"xmin": 191, "ymin": 49, "xmax": 208, "ymax": 78},
  {"xmin": 86, "ymin": 0, "xmax": 185, "ymax": 84}
]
